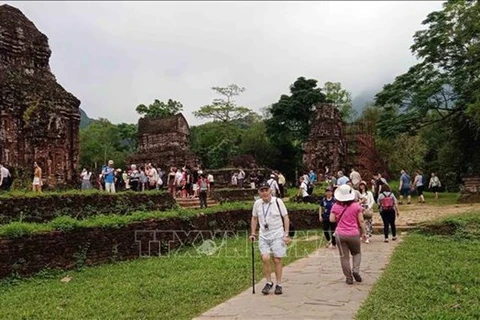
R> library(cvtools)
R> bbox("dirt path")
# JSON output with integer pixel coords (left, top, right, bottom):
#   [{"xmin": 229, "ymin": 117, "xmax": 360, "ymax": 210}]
[{"xmin": 372, "ymin": 203, "xmax": 480, "ymax": 226}]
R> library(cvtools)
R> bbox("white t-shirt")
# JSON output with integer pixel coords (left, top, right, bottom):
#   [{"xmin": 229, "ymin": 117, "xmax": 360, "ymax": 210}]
[
  {"xmin": 267, "ymin": 178, "xmax": 279, "ymax": 193},
  {"xmin": 350, "ymin": 171, "xmax": 361, "ymax": 185},
  {"xmin": 207, "ymin": 174, "xmax": 214, "ymax": 182},
  {"xmin": 360, "ymin": 191, "xmax": 375, "ymax": 210},
  {"xmin": 81, "ymin": 171, "xmax": 92, "ymax": 180},
  {"xmin": 148, "ymin": 168, "xmax": 158, "ymax": 181},
  {"xmin": 300, "ymin": 181, "xmax": 309, "ymax": 197},
  {"xmin": 175, "ymin": 171, "xmax": 183, "ymax": 184},
  {"xmin": 252, "ymin": 197, "xmax": 288, "ymax": 239},
  {"xmin": 238, "ymin": 170, "xmax": 245, "ymax": 179},
  {"xmin": 1, "ymin": 167, "xmax": 10, "ymax": 179}
]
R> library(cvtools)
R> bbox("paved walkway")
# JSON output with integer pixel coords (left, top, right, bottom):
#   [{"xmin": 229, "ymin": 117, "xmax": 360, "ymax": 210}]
[{"xmin": 194, "ymin": 235, "xmax": 400, "ymax": 320}]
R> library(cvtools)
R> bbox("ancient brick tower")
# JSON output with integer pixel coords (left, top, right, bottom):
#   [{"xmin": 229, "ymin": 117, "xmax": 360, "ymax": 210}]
[
  {"xmin": 303, "ymin": 103, "xmax": 346, "ymax": 175},
  {"xmin": 129, "ymin": 113, "xmax": 199, "ymax": 169},
  {"xmin": 0, "ymin": 4, "xmax": 81, "ymax": 186}
]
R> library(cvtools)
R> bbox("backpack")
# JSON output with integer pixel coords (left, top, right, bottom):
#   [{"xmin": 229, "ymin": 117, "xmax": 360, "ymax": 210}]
[
  {"xmin": 275, "ymin": 198, "xmax": 295, "ymax": 238},
  {"xmin": 200, "ymin": 179, "xmax": 208, "ymax": 191},
  {"xmin": 380, "ymin": 192, "xmax": 394, "ymax": 211}
]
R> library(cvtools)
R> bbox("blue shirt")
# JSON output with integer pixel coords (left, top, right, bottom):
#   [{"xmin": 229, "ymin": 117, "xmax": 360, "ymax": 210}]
[
  {"xmin": 309, "ymin": 172, "xmax": 317, "ymax": 183},
  {"xmin": 337, "ymin": 176, "xmax": 350, "ymax": 186},
  {"xmin": 400, "ymin": 173, "xmax": 411, "ymax": 189},
  {"xmin": 320, "ymin": 197, "xmax": 336, "ymax": 220},
  {"xmin": 103, "ymin": 167, "xmax": 115, "ymax": 183}
]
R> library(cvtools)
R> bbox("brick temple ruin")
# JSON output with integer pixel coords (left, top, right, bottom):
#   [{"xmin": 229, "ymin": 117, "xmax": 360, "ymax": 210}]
[
  {"xmin": 303, "ymin": 103, "xmax": 387, "ymax": 179},
  {"xmin": 129, "ymin": 113, "xmax": 198, "ymax": 169},
  {"xmin": 303, "ymin": 103, "xmax": 347, "ymax": 175},
  {"xmin": 0, "ymin": 4, "xmax": 81, "ymax": 186}
]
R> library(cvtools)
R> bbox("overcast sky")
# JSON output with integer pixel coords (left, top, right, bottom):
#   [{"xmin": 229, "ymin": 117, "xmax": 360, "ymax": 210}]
[{"xmin": 4, "ymin": 1, "xmax": 444, "ymax": 126}]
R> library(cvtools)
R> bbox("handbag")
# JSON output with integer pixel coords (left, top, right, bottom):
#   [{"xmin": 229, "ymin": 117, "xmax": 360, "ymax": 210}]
[
  {"xmin": 363, "ymin": 207, "xmax": 373, "ymax": 219},
  {"xmin": 332, "ymin": 204, "xmax": 349, "ymax": 237}
]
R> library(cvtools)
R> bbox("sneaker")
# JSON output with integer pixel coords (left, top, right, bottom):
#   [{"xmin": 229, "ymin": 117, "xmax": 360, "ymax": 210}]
[
  {"xmin": 274, "ymin": 285, "xmax": 283, "ymax": 295},
  {"xmin": 352, "ymin": 272, "xmax": 363, "ymax": 282},
  {"xmin": 384, "ymin": 239, "xmax": 389, "ymax": 243},
  {"xmin": 261, "ymin": 282, "xmax": 273, "ymax": 295},
  {"xmin": 346, "ymin": 278, "xmax": 354, "ymax": 285},
  {"xmin": 365, "ymin": 239, "xmax": 370, "ymax": 244},
  {"xmin": 392, "ymin": 237, "xmax": 397, "ymax": 241}
]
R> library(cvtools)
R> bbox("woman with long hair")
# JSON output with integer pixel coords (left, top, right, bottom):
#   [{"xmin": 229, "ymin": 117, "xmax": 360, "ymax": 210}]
[
  {"xmin": 358, "ymin": 181, "xmax": 375, "ymax": 243},
  {"xmin": 330, "ymin": 184, "xmax": 367, "ymax": 285}
]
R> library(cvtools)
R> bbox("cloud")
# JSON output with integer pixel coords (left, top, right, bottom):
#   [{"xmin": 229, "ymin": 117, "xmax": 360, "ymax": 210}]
[{"xmin": 4, "ymin": 1, "xmax": 443, "ymax": 125}]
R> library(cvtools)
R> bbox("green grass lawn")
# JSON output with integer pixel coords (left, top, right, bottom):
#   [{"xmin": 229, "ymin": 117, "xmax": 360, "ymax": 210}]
[
  {"xmin": 357, "ymin": 213, "xmax": 480, "ymax": 320},
  {"xmin": 0, "ymin": 231, "xmax": 323, "ymax": 320}
]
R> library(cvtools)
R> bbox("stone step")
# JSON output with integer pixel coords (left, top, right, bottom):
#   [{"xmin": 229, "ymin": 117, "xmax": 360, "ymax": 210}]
[
  {"xmin": 177, "ymin": 202, "xmax": 220, "ymax": 209},
  {"xmin": 175, "ymin": 197, "xmax": 219, "ymax": 209},
  {"xmin": 176, "ymin": 199, "xmax": 217, "ymax": 204}
]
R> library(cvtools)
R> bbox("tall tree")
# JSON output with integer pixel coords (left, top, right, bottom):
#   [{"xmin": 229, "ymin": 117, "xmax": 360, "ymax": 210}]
[
  {"xmin": 79, "ymin": 118, "xmax": 128, "ymax": 169},
  {"xmin": 193, "ymin": 84, "xmax": 252, "ymax": 122},
  {"xmin": 190, "ymin": 121, "xmax": 242, "ymax": 168},
  {"xmin": 375, "ymin": 0, "xmax": 480, "ymax": 174},
  {"xmin": 323, "ymin": 81, "xmax": 356, "ymax": 121},
  {"xmin": 265, "ymin": 77, "xmax": 326, "ymax": 178},
  {"xmin": 116, "ymin": 123, "xmax": 138, "ymax": 153},
  {"xmin": 238, "ymin": 122, "xmax": 279, "ymax": 168},
  {"xmin": 136, "ymin": 99, "xmax": 183, "ymax": 118}
]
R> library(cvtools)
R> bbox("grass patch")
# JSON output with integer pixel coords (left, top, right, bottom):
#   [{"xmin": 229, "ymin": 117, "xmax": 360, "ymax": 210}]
[
  {"xmin": 357, "ymin": 213, "xmax": 480, "ymax": 320},
  {"xmin": 0, "ymin": 201, "xmax": 318, "ymax": 238},
  {"xmin": 0, "ymin": 231, "xmax": 323, "ymax": 319}
]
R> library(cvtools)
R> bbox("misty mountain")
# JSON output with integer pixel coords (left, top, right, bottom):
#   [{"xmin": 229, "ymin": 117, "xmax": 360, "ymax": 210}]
[
  {"xmin": 80, "ymin": 108, "xmax": 95, "ymax": 129},
  {"xmin": 352, "ymin": 88, "xmax": 379, "ymax": 116}
]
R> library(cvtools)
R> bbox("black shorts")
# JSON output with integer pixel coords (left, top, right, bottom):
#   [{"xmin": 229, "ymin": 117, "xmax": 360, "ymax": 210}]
[
  {"xmin": 431, "ymin": 186, "xmax": 439, "ymax": 193},
  {"xmin": 416, "ymin": 185, "xmax": 424, "ymax": 196},
  {"xmin": 400, "ymin": 188, "xmax": 411, "ymax": 196}
]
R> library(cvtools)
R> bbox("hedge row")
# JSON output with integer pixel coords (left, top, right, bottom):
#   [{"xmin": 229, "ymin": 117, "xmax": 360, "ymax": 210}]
[{"xmin": 0, "ymin": 191, "xmax": 175, "ymax": 225}]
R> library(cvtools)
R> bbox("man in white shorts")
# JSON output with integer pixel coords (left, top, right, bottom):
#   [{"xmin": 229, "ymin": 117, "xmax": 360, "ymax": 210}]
[{"xmin": 250, "ymin": 182, "xmax": 291, "ymax": 295}]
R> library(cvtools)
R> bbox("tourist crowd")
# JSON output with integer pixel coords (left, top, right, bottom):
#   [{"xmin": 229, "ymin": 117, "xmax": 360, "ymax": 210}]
[{"xmin": 249, "ymin": 167, "xmax": 443, "ymax": 295}]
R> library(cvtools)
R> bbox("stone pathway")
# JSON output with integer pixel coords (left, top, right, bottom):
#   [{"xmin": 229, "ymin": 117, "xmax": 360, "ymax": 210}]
[{"xmin": 194, "ymin": 235, "xmax": 400, "ymax": 320}]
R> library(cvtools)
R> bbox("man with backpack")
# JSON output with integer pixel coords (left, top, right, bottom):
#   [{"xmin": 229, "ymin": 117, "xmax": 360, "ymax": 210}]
[
  {"xmin": 266, "ymin": 174, "xmax": 280, "ymax": 197},
  {"xmin": 197, "ymin": 173, "xmax": 210, "ymax": 209},
  {"xmin": 250, "ymin": 182, "xmax": 291, "ymax": 295},
  {"xmin": 377, "ymin": 185, "xmax": 399, "ymax": 243}
]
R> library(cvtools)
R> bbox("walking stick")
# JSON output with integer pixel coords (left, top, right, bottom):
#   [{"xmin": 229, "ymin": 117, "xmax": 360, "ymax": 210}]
[{"xmin": 251, "ymin": 240, "xmax": 255, "ymax": 294}]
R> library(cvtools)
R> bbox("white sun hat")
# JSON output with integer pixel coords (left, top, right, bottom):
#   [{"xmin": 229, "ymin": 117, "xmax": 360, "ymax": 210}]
[{"xmin": 334, "ymin": 184, "xmax": 356, "ymax": 202}]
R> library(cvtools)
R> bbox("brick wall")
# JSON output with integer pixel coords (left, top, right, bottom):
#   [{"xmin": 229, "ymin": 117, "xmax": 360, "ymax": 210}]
[{"xmin": 0, "ymin": 209, "xmax": 318, "ymax": 279}]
